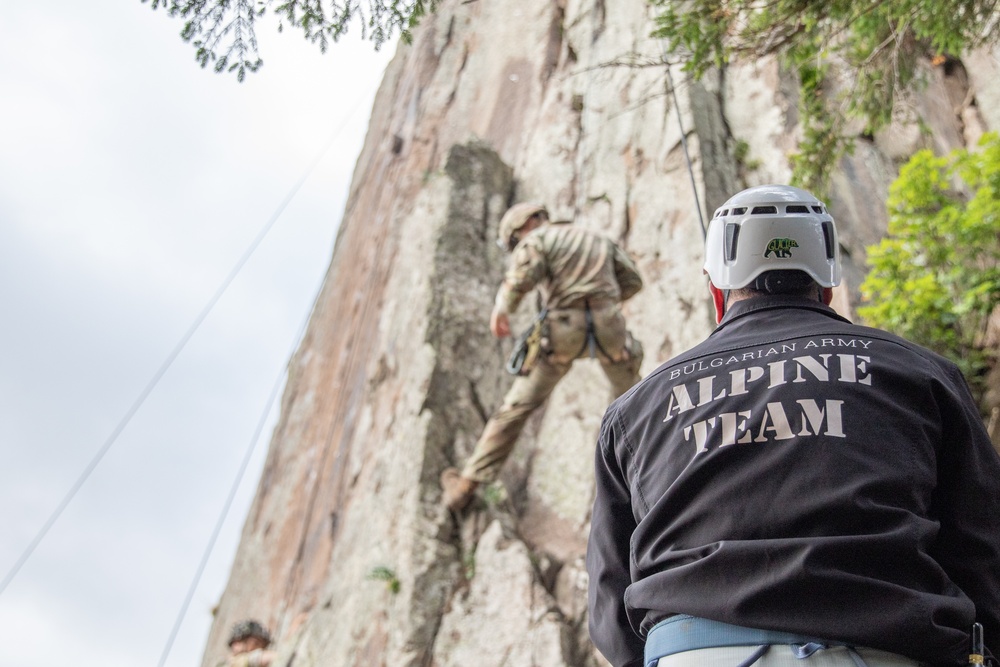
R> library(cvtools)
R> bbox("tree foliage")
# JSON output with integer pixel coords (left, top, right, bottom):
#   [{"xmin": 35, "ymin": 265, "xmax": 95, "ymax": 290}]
[
  {"xmin": 859, "ymin": 132, "xmax": 1000, "ymax": 398},
  {"xmin": 142, "ymin": 0, "xmax": 437, "ymax": 81},
  {"xmin": 650, "ymin": 0, "xmax": 1000, "ymax": 194}
]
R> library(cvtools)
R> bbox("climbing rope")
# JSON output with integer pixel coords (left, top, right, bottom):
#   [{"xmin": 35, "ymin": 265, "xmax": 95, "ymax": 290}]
[
  {"xmin": 155, "ymin": 268, "xmax": 325, "ymax": 666},
  {"xmin": 0, "ymin": 140, "xmax": 317, "ymax": 599},
  {"xmin": 0, "ymin": 95, "xmax": 368, "ymax": 629},
  {"xmin": 660, "ymin": 44, "xmax": 707, "ymax": 239},
  {"xmin": 155, "ymin": 94, "xmax": 372, "ymax": 664}
]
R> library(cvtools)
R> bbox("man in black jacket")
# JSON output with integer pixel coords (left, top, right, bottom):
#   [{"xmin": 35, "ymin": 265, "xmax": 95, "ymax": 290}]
[{"xmin": 586, "ymin": 185, "xmax": 1000, "ymax": 667}]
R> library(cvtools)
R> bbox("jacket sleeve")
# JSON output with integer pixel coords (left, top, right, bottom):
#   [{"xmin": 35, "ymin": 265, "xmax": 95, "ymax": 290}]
[
  {"xmin": 612, "ymin": 244, "xmax": 643, "ymax": 302},
  {"xmin": 930, "ymin": 362, "xmax": 1000, "ymax": 660},
  {"xmin": 588, "ymin": 407, "xmax": 644, "ymax": 667},
  {"xmin": 495, "ymin": 235, "xmax": 548, "ymax": 314}
]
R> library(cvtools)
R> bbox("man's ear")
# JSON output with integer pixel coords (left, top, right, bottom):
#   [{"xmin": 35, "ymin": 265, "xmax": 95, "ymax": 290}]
[
  {"xmin": 709, "ymin": 282, "xmax": 725, "ymax": 324},
  {"xmin": 821, "ymin": 287, "xmax": 834, "ymax": 305}
]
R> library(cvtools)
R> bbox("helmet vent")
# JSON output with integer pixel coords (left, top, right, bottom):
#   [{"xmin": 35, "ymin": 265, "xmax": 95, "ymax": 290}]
[
  {"xmin": 716, "ymin": 209, "xmax": 729, "ymax": 218},
  {"xmin": 786, "ymin": 205, "xmax": 809, "ymax": 213},
  {"xmin": 822, "ymin": 221, "xmax": 836, "ymax": 259},
  {"xmin": 811, "ymin": 205, "xmax": 824, "ymax": 213},
  {"xmin": 751, "ymin": 205, "xmax": 777, "ymax": 214},
  {"xmin": 725, "ymin": 222, "xmax": 740, "ymax": 261}
]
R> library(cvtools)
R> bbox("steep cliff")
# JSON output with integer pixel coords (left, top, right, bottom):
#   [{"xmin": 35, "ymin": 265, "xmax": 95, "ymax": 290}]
[{"xmin": 201, "ymin": 1, "xmax": 998, "ymax": 665}]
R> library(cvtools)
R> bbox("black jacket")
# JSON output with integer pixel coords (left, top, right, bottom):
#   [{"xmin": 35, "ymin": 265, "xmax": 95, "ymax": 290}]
[{"xmin": 587, "ymin": 295, "xmax": 1000, "ymax": 667}]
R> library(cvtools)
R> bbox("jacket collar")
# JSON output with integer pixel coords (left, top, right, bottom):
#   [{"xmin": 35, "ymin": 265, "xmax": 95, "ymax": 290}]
[{"xmin": 714, "ymin": 294, "xmax": 852, "ymax": 334}]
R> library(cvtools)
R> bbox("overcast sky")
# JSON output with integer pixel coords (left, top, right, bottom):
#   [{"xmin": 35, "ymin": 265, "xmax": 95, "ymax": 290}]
[{"xmin": 0, "ymin": 3, "xmax": 393, "ymax": 665}]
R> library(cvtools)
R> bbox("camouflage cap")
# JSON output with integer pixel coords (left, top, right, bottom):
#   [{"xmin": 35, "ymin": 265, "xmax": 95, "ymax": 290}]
[
  {"xmin": 497, "ymin": 202, "xmax": 547, "ymax": 251},
  {"xmin": 228, "ymin": 619, "xmax": 272, "ymax": 647}
]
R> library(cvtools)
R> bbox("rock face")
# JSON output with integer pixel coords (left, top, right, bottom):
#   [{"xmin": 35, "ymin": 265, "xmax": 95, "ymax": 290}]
[{"xmin": 201, "ymin": 2, "xmax": 997, "ymax": 665}]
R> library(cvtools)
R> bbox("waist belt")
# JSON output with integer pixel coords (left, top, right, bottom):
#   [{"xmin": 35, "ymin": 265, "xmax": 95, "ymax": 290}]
[
  {"xmin": 645, "ymin": 615, "xmax": 863, "ymax": 667},
  {"xmin": 555, "ymin": 297, "xmax": 615, "ymax": 310}
]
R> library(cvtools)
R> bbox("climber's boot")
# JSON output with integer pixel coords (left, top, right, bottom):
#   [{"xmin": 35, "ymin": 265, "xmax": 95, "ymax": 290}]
[{"xmin": 440, "ymin": 467, "xmax": 479, "ymax": 512}]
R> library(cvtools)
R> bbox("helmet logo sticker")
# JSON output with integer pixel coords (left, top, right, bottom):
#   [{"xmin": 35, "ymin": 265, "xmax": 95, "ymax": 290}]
[{"xmin": 764, "ymin": 237, "xmax": 799, "ymax": 258}]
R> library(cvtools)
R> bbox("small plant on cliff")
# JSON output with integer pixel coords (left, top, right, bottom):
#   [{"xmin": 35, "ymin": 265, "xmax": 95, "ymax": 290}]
[
  {"xmin": 650, "ymin": 0, "xmax": 1000, "ymax": 195},
  {"xmin": 367, "ymin": 565, "xmax": 401, "ymax": 594},
  {"xmin": 482, "ymin": 482, "xmax": 507, "ymax": 508},
  {"xmin": 733, "ymin": 139, "xmax": 762, "ymax": 175},
  {"xmin": 859, "ymin": 132, "xmax": 1000, "ymax": 403},
  {"xmin": 463, "ymin": 550, "xmax": 476, "ymax": 580}
]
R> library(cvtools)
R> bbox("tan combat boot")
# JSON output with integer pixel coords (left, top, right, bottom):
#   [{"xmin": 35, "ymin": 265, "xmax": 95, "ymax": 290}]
[{"xmin": 440, "ymin": 467, "xmax": 479, "ymax": 512}]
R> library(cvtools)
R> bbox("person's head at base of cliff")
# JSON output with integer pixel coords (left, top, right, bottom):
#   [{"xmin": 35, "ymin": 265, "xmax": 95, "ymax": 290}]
[
  {"xmin": 497, "ymin": 202, "xmax": 549, "ymax": 252},
  {"xmin": 703, "ymin": 184, "xmax": 841, "ymax": 322},
  {"xmin": 228, "ymin": 618, "xmax": 271, "ymax": 654}
]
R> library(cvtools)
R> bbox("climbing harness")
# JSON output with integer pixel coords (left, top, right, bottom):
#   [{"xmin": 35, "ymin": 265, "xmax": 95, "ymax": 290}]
[
  {"xmin": 644, "ymin": 616, "xmax": 875, "ymax": 667},
  {"xmin": 506, "ymin": 308, "xmax": 548, "ymax": 376},
  {"xmin": 505, "ymin": 301, "xmax": 617, "ymax": 376},
  {"xmin": 572, "ymin": 300, "xmax": 614, "ymax": 361}
]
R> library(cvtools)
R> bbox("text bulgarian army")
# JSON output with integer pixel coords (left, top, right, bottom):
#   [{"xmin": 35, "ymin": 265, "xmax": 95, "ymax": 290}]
[{"xmin": 661, "ymin": 338, "xmax": 874, "ymax": 453}]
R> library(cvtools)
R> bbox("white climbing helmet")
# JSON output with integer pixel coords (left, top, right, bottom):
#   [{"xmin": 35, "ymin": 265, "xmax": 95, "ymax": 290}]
[{"xmin": 704, "ymin": 184, "xmax": 841, "ymax": 289}]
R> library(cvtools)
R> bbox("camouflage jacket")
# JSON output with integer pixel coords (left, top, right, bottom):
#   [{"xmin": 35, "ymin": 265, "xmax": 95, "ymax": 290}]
[
  {"xmin": 495, "ymin": 221, "xmax": 642, "ymax": 314},
  {"xmin": 216, "ymin": 649, "xmax": 275, "ymax": 667}
]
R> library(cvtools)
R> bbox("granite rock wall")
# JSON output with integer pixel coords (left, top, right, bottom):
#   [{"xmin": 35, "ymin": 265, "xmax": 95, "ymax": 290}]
[{"xmin": 202, "ymin": 2, "xmax": 999, "ymax": 665}]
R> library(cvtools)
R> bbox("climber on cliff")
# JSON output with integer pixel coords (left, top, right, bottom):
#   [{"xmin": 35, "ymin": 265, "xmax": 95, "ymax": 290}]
[
  {"xmin": 219, "ymin": 619, "xmax": 276, "ymax": 667},
  {"xmin": 440, "ymin": 201, "xmax": 644, "ymax": 512}
]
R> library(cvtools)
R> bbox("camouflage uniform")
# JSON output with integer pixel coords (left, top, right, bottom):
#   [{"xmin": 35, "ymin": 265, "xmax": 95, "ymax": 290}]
[
  {"xmin": 461, "ymin": 220, "xmax": 644, "ymax": 483},
  {"xmin": 219, "ymin": 649, "xmax": 274, "ymax": 667}
]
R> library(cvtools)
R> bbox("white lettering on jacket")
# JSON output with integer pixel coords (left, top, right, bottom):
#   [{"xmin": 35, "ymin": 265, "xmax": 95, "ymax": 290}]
[
  {"xmin": 663, "ymin": 353, "xmax": 871, "ymax": 423},
  {"xmin": 682, "ymin": 399, "xmax": 846, "ymax": 453},
  {"xmin": 659, "ymin": 341, "xmax": 875, "ymax": 453}
]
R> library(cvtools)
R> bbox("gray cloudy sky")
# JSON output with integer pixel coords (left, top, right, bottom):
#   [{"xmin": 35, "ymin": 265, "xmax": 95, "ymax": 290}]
[{"xmin": 0, "ymin": 2, "xmax": 392, "ymax": 665}]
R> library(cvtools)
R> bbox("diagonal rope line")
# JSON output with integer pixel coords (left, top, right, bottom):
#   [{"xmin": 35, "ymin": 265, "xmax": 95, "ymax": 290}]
[
  {"xmin": 154, "ymin": 270, "xmax": 323, "ymax": 667},
  {"xmin": 155, "ymin": 93, "xmax": 370, "ymax": 666},
  {"xmin": 659, "ymin": 44, "xmax": 707, "ymax": 238},
  {"xmin": 155, "ymin": 363, "xmax": 285, "ymax": 667},
  {"xmin": 0, "ymin": 92, "xmax": 366, "ymax": 600},
  {"xmin": 666, "ymin": 63, "xmax": 706, "ymax": 238}
]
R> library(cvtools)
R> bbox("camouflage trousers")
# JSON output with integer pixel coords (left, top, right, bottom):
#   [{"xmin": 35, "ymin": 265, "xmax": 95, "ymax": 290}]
[{"xmin": 461, "ymin": 303, "xmax": 643, "ymax": 483}]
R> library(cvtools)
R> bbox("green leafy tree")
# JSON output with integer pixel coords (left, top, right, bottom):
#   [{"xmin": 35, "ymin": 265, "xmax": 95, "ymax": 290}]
[
  {"xmin": 859, "ymin": 132, "xmax": 1000, "ymax": 401},
  {"xmin": 143, "ymin": 0, "xmax": 437, "ymax": 81},
  {"xmin": 650, "ymin": 0, "xmax": 1000, "ymax": 194}
]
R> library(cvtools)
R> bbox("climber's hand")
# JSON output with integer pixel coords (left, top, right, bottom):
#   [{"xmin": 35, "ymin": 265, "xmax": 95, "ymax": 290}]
[{"xmin": 490, "ymin": 308, "xmax": 511, "ymax": 338}]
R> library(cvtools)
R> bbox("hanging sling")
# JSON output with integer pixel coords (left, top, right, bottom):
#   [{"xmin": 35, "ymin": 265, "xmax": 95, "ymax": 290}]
[{"xmin": 506, "ymin": 307, "xmax": 548, "ymax": 376}]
